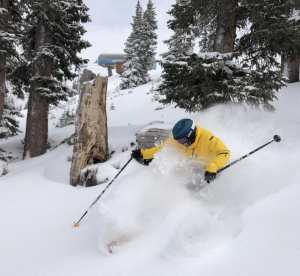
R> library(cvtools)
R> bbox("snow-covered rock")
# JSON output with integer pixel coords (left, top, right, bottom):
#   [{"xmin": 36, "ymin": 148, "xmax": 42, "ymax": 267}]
[{"xmin": 0, "ymin": 160, "xmax": 8, "ymax": 176}]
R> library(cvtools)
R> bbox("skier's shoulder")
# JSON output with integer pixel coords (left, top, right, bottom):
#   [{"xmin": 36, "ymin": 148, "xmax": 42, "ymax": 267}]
[{"xmin": 196, "ymin": 125, "xmax": 214, "ymax": 139}]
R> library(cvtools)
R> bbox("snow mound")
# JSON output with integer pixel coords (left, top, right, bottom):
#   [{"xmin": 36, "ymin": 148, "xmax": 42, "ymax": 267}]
[
  {"xmin": 0, "ymin": 160, "xmax": 8, "ymax": 176},
  {"xmin": 96, "ymin": 163, "xmax": 119, "ymax": 184}
]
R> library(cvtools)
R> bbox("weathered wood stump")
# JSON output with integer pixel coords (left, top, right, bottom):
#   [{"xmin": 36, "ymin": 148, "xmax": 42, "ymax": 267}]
[{"xmin": 70, "ymin": 76, "xmax": 109, "ymax": 186}]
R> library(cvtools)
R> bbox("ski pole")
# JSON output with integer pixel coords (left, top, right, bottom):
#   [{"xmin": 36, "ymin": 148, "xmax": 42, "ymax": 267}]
[
  {"xmin": 73, "ymin": 157, "xmax": 133, "ymax": 228},
  {"xmin": 217, "ymin": 134, "xmax": 281, "ymax": 174}
]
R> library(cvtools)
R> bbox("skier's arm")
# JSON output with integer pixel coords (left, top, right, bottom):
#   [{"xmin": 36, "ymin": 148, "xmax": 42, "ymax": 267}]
[
  {"xmin": 141, "ymin": 144, "xmax": 163, "ymax": 160},
  {"xmin": 140, "ymin": 137, "xmax": 174, "ymax": 160},
  {"xmin": 206, "ymin": 137, "xmax": 230, "ymax": 173}
]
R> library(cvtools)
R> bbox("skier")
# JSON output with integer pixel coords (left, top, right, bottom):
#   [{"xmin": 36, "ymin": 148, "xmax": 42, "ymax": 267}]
[{"xmin": 131, "ymin": 118, "xmax": 230, "ymax": 183}]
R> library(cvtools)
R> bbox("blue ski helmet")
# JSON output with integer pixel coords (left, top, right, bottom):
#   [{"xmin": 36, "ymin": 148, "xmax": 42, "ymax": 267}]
[{"xmin": 172, "ymin": 118, "xmax": 195, "ymax": 140}]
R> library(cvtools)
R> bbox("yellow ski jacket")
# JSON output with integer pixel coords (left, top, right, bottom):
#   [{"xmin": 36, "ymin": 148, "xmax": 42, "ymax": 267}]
[{"xmin": 141, "ymin": 126, "xmax": 230, "ymax": 173}]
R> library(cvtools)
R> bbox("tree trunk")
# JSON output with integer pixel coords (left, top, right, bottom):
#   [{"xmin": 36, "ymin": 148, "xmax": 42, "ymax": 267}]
[
  {"xmin": 0, "ymin": 0, "xmax": 8, "ymax": 121},
  {"xmin": 287, "ymin": 55, "xmax": 300, "ymax": 83},
  {"xmin": 0, "ymin": 54, "xmax": 5, "ymax": 122},
  {"xmin": 70, "ymin": 76, "xmax": 109, "ymax": 186},
  {"xmin": 23, "ymin": 92, "xmax": 49, "ymax": 158},
  {"xmin": 281, "ymin": 55, "xmax": 287, "ymax": 76},
  {"xmin": 212, "ymin": 0, "xmax": 237, "ymax": 53},
  {"xmin": 108, "ymin": 66, "xmax": 113, "ymax": 77},
  {"xmin": 23, "ymin": 23, "xmax": 50, "ymax": 158}
]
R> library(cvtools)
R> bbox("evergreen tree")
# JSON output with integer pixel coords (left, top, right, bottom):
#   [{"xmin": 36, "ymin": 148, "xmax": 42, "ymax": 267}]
[
  {"xmin": 0, "ymin": 0, "xmax": 21, "ymax": 119},
  {"xmin": 162, "ymin": 0, "xmax": 195, "ymax": 61},
  {"xmin": 158, "ymin": 0, "xmax": 295, "ymax": 111},
  {"xmin": 282, "ymin": 0, "xmax": 300, "ymax": 82},
  {"xmin": 158, "ymin": 1, "xmax": 196, "ymax": 109},
  {"xmin": 0, "ymin": 0, "xmax": 23, "ymax": 137},
  {"xmin": 159, "ymin": 0, "xmax": 239, "ymax": 110},
  {"xmin": 143, "ymin": 0, "xmax": 158, "ymax": 70},
  {"xmin": 120, "ymin": 1, "xmax": 148, "ymax": 90},
  {"xmin": 239, "ymin": 0, "xmax": 300, "ymax": 71},
  {"xmin": 0, "ymin": 88, "xmax": 21, "ymax": 138},
  {"xmin": 20, "ymin": 0, "xmax": 90, "ymax": 158},
  {"xmin": 159, "ymin": 52, "xmax": 283, "ymax": 111}
]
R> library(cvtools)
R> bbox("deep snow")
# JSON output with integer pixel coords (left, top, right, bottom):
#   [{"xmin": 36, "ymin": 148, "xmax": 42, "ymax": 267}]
[{"xmin": 0, "ymin": 68, "xmax": 300, "ymax": 276}]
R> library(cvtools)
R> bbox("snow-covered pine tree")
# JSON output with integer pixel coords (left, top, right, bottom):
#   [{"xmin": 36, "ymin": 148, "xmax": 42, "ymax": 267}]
[
  {"xmin": 159, "ymin": 0, "xmax": 239, "ymax": 110},
  {"xmin": 284, "ymin": 0, "xmax": 300, "ymax": 82},
  {"xmin": 239, "ymin": 0, "xmax": 300, "ymax": 83},
  {"xmin": 20, "ymin": 0, "xmax": 90, "ymax": 158},
  {"xmin": 158, "ymin": 0, "xmax": 287, "ymax": 111},
  {"xmin": 0, "ymin": 0, "xmax": 23, "ymax": 139},
  {"xmin": 164, "ymin": 0, "xmax": 195, "ymax": 58},
  {"xmin": 143, "ymin": 0, "xmax": 158, "ymax": 71},
  {"xmin": 158, "ymin": 0, "xmax": 195, "ymax": 107},
  {"xmin": 0, "ymin": 0, "xmax": 21, "ymax": 121},
  {"xmin": 0, "ymin": 0, "xmax": 10, "ymax": 121},
  {"xmin": 0, "ymin": 87, "xmax": 21, "ymax": 138},
  {"xmin": 120, "ymin": 1, "xmax": 149, "ymax": 90}
]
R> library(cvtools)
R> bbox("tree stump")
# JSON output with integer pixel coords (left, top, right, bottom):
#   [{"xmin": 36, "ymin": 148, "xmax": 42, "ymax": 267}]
[{"xmin": 70, "ymin": 76, "xmax": 109, "ymax": 186}]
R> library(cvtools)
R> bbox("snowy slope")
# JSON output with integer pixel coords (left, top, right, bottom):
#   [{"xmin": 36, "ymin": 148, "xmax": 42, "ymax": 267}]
[{"xmin": 0, "ymin": 72, "xmax": 300, "ymax": 276}]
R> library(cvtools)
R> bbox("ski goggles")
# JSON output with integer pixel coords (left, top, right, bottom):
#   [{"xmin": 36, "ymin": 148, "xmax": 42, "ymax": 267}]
[{"xmin": 176, "ymin": 136, "xmax": 190, "ymax": 145}]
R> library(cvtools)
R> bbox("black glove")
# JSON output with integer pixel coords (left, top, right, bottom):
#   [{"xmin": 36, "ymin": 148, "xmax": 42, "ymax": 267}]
[
  {"xmin": 143, "ymin": 158, "xmax": 153, "ymax": 166},
  {"xmin": 131, "ymin": 149, "xmax": 142, "ymax": 160},
  {"xmin": 205, "ymin": 171, "xmax": 217, "ymax": 183}
]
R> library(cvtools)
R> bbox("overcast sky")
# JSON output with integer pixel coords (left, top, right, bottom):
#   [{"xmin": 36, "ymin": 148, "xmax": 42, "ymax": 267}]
[{"xmin": 82, "ymin": 0, "xmax": 175, "ymax": 62}]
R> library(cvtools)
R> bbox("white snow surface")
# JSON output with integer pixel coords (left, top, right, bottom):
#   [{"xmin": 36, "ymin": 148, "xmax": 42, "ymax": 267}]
[{"xmin": 1, "ymin": 70, "xmax": 300, "ymax": 276}]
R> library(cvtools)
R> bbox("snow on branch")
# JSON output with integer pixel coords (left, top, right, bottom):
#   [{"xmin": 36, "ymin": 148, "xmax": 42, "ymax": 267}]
[{"xmin": 0, "ymin": 8, "xmax": 8, "ymax": 14}]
